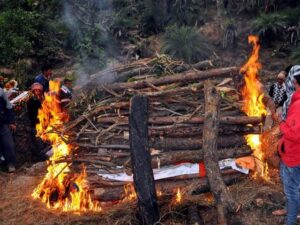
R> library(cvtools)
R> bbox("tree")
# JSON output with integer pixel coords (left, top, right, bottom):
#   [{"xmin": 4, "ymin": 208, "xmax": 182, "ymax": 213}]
[
  {"xmin": 0, "ymin": 1, "xmax": 66, "ymax": 65},
  {"xmin": 64, "ymin": 0, "xmax": 108, "ymax": 74}
]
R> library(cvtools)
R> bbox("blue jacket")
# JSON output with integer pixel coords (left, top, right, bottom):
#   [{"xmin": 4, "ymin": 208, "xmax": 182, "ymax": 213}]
[
  {"xmin": 34, "ymin": 74, "xmax": 49, "ymax": 92},
  {"xmin": 0, "ymin": 88, "xmax": 15, "ymax": 125}
]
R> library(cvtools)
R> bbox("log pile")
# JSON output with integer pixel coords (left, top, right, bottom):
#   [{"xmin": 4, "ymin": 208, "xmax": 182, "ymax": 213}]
[{"xmin": 61, "ymin": 60, "xmax": 266, "ymax": 204}]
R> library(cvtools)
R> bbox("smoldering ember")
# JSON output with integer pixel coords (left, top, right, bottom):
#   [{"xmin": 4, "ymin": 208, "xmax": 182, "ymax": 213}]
[{"xmin": 1, "ymin": 1, "xmax": 300, "ymax": 225}]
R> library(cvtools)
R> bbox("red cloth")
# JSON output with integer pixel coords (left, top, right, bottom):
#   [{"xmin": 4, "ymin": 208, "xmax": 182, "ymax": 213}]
[
  {"xmin": 199, "ymin": 162, "xmax": 206, "ymax": 177},
  {"xmin": 279, "ymin": 90, "xmax": 300, "ymax": 167}
]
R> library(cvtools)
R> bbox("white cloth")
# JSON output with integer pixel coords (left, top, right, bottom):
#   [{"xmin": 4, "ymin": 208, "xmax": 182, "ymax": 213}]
[{"xmin": 98, "ymin": 159, "xmax": 249, "ymax": 182}]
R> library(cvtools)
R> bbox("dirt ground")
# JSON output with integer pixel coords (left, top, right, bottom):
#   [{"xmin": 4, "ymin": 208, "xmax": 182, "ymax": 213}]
[{"xmin": 0, "ymin": 165, "xmax": 297, "ymax": 225}]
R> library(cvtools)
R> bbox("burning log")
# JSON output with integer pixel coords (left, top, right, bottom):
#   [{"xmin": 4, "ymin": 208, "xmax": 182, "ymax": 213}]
[{"xmin": 202, "ymin": 80, "xmax": 239, "ymax": 225}]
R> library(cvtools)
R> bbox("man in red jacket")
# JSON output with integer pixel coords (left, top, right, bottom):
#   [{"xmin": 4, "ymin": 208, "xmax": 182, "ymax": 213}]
[{"xmin": 278, "ymin": 72, "xmax": 300, "ymax": 225}]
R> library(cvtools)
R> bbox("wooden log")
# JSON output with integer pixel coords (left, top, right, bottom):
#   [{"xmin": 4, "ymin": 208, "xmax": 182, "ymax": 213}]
[
  {"xmin": 96, "ymin": 115, "xmax": 263, "ymax": 125},
  {"xmin": 149, "ymin": 135, "xmax": 246, "ymax": 150},
  {"xmin": 202, "ymin": 80, "xmax": 238, "ymax": 225},
  {"xmin": 89, "ymin": 60, "xmax": 214, "ymax": 86},
  {"xmin": 149, "ymin": 125, "xmax": 261, "ymax": 137},
  {"xmin": 92, "ymin": 171, "xmax": 245, "ymax": 201},
  {"xmin": 100, "ymin": 67, "xmax": 238, "ymax": 92},
  {"xmin": 65, "ymin": 102, "xmax": 130, "ymax": 132},
  {"xmin": 129, "ymin": 95, "xmax": 159, "ymax": 225},
  {"xmin": 73, "ymin": 146, "xmax": 252, "ymax": 170},
  {"xmin": 75, "ymin": 135, "xmax": 247, "ymax": 151},
  {"xmin": 150, "ymin": 146, "xmax": 252, "ymax": 168},
  {"xmin": 142, "ymin": 83, "xmax": 204, "ymax": 97}
]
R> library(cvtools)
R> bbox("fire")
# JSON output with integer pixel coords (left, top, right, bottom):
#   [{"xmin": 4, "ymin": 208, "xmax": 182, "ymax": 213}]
[
  {"xmin": 123, "ymin": 183, "xmax": 137, "ymax": 201},
  {"xmin": 175, "ymin": 188, "xmax": 182, "ymax": 203},
  {"xmin": 240, "ymin": 35, "xmax": 268, "ymax": 179},
  {"xmin": 32, "ymin": 80, "xmax": 101, "ymax": 212},
  {"xmin": 157, "ymin": 190, "xmax": 162, "ymax": 197}
]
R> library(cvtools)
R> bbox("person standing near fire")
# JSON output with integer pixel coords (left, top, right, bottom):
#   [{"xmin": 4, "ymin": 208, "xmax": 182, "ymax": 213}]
[
  {"xmin": 34, "ymin": 64, "xmax": 53, "ymax": 92},
  {"xmin": 277, "ymin": 71, "xmax": 300, "ymax": 225},
  {"xmin": 281, "ymin": 65, "xmax": 300, "ymax": 121},
  {"xmin": 269, "ymin": 71, "xmax": 287, "ymax": 112},
  {"xmin": 59, "ymin": 78, "xmax": 73, "ymax": 109},
  {"xmin": 27, "ymin": 82, "xmax": 47, "ymax": 162},
  {"xmin": 0, "ymin": 85, "xmax": 16, "ymax": 172}
]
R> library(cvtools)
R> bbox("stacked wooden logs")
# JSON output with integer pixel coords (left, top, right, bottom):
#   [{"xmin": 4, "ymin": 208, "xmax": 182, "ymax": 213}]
[{"xmin": 62, "ymin": 62, "xmax": 267, "ymax": 203}]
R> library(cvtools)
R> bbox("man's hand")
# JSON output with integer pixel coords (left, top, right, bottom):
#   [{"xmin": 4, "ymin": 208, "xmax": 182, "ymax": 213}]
[{"xmin": 9, "ymin": 124, "xmax": 16, "ymax": 132}]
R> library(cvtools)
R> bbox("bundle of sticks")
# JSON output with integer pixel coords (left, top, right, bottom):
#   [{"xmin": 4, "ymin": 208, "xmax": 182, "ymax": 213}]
[{"xmin": 61, "ymin": 60, "xmax": 268, "ymax": 202}]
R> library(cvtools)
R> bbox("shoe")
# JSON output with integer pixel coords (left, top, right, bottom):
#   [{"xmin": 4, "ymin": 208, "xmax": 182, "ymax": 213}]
[
  {"xmin": 272, "ymin": 209, "xmax": 300, "ymax": 218},
  {"xmin": 8, "ymin": 165, "xmax": 16, "ymax": 173},
  {"xmin": 272, "ymin": 209, "xmax": 286, "ymax": 216}
]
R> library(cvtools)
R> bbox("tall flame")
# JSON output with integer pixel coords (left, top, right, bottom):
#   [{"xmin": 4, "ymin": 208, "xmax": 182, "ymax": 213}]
[
  {"xmin": 240, "ymin": 35, "xmax": 268, "ymax": 179},
  {"xmin": 32, "ymin": 81, "xmax": 101, "ymax": 212}
]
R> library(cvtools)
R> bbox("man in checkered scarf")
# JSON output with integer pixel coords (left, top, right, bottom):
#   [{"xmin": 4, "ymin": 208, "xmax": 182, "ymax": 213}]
[
  {"xmin": 269, "ymin": 71, "xmax": 287, "ymax": 108},
  {"xmin": 282, "ymin": 65, "xmax": 300, "ymax": 121}
]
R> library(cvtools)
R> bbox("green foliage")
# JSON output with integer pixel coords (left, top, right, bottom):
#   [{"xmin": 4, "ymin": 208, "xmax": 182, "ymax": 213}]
[
  {"xmin": 242, "ymin": 0, "xmax": 275, "ymax": 11},
  {"xmin": 252, "ymin": 12, "xmax": 288, "ymax": 42},
  {"xmin": 63, "ymin": 0, "xmax": 112, "ymax": 74},
  {"xmin": 162, "ymin": 26, "xmax": 212, "ymax": 64},
  {"xmin": 0, "ymin": 1, "xmax": 66, "ymax": 66},
  {"xmin": 0, "ymin": 9, "xmax": 39, "ymax": 64},
  {"xmin": 75, "ymin": 30, "xmax": 106, "ymax": 74},
  {"xmin": 139, "ymin": 0, "xmax": 204, "ymax": 36},
  {"xmin": 168, "ymin": 0, "xmax": 204, "ymax": 26},
  {"xmin": 280, "ymin": 7, "xmax": 300, "ymax": 25}
]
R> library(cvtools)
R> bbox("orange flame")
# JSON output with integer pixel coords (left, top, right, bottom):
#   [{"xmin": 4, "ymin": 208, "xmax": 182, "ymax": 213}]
[
  {"xmin": 240, "ymin": 35, "xmax": 268, "ymax": 179},
  {"xmin": 32, "ymin": 80, "xmax": 101, "ymax": 212},
  {"xmin": 175, "ymin": 188, "xmax": 182, "ymax": 203},
  {"xmin": 123, "ymin": 183, "xmax": 137, "ymax": 201}
]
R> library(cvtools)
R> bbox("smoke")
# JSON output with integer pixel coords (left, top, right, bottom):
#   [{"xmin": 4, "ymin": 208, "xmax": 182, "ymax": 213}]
[{"xmin": 62, "ymin": 0, "xmax": 118, "ymax": 86}]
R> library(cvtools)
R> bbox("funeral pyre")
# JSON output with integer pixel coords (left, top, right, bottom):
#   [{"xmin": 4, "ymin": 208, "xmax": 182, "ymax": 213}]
[{"xmin": 31, "ymin": 37, "xmax": 276, "ymax": 212}]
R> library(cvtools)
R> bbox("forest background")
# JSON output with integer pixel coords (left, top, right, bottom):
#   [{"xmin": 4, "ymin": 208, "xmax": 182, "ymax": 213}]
[{"xmin": 1, "ymin": 0, "xmax": 300, "ymax": 86}]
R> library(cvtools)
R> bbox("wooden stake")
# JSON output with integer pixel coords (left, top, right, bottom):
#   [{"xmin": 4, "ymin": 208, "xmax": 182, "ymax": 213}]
[
  {"xmin": 202, "ymin": 80, "xmax": 238, "ymax": 225},
  {"xmin": 129, "ymin": 95, "xmax": 159, "ymax": 225}
]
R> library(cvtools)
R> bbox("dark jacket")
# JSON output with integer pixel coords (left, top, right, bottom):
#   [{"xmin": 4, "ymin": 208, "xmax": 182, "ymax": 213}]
[
  {"xmin": 59, "ymin": 85, "xmax": 72, "ymax": 108},
  {"xmin": 0, "ymin": 88, "xmax": 15, "ymax": 125},
  {"xmin": 34, "ymin": 74, "xmax": 49, "ymax": 92},
  {"xmin": 27, "ymin": 97, "xmax": 42, "ymax": 127}
]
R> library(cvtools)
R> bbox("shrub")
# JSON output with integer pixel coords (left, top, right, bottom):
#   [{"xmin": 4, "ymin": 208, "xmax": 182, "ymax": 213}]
[
  {"xmin": 252, "ymin": 12, "xmax": 288, "ymax": 43},
  {"xmin": 162, "ymin": 26, "xmax": 213, "ymax": 64}
]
